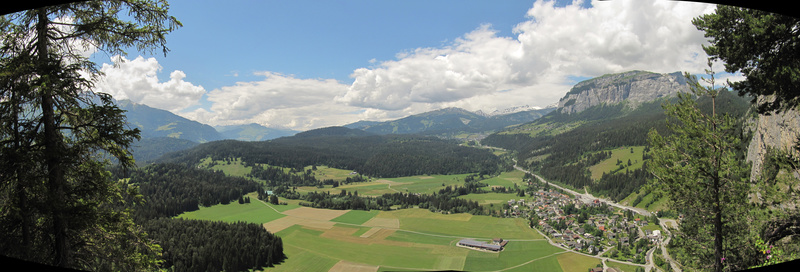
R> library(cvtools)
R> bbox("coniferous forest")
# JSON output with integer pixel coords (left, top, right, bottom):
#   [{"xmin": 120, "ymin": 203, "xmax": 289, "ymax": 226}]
[
  {"xmin": 109, "ymin": 164, "xmax": 286, "ymax": 272},
  {"xmin": 157, "ymin": 129, "xmax": 502, "ymax": 178},
  {"xmin": 483, "ymin": 90, "xmax": 751, "ymax": 202}
]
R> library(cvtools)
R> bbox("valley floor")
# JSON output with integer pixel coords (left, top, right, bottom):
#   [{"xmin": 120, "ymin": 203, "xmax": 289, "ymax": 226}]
[{"xmin": 180, "ymin": 191, "xmax": 664, "ymax": 272}]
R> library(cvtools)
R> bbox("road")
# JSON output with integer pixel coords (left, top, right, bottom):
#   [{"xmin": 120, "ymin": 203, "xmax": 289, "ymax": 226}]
[
  {"xmin": 510, "ymin": 159, "xmax": 687, "ymax": 271},
  {"xmin": 513, "ymin": 163, "xmax": 652, "ymax": 216},
  {"xmin": 530, "ymin": 223, "xmax": 647, "ymax": 270},
  {"xmin": 658, "ymin": 219, "xmax": 682, "ymax": 272}
]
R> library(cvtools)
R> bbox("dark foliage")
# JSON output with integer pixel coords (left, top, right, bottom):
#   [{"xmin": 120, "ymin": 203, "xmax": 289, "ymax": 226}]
[
  {"xmin": 114, "ymin": 163, "xmax": 261, "ymax": 221},
  {"xmin": 109, "ymin": 163, "xmax": 284, "ymax": 272},
  {"xmin": 483, "ymin": 90, "xmax": 750, "ymax": 201},
  {"xmin": 157, "ymin": 130, "xmax": 501, "ymax": 178},
  {"xmin": 143, "ymin": 218, "xmax": 285, "ymax": 272}
]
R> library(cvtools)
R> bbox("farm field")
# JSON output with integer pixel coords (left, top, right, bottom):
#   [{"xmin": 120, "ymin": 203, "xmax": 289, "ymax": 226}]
[
  {"xmin": 177, "ymin": 198, "xmax": 601, "ymax": 272},
  {"xmin": 556, "ymin": 252, "xmax": 602, "ymax": 272},
  {"xmin": 587, "ymin": 146, "xmax": 646, "ymax": 180},
  {"xmin": 457, "ymin": 193, "xmax": 524, "ymax": 211},
  {"xmin": 295, "ymin": 173, "xmax": 471, "ymax": 196},
  {"xmin": 480, "ymin": 169, "xmax": 526, "ymax": 189},
  {"xmin": 607, "ymin": 260, "xmax": 642, "ymax": 272},
  {"xmin": 198, "ymin": 157, "xmax": 256, "ymax": 178},
  {"xmin": 619, "ymin": 187, "xmax": 669, "ymax": 212},
  {"xmin": 179, "ymin": 164, "xmax": 610, "ymax": 271}
]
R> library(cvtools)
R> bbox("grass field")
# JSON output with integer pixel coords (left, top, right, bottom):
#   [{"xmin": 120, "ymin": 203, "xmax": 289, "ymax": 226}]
[
  {"xmin": 295, "ymin": 173, "xmax": 472, "ymax": 196},
  {"xmin": 198, "ymin": 157, "xmax": 256, "ymax": 178},
  {"xmin": 330, "ymin": 210, "xmax": 380, "ymax": 225},
  {"xmin": 305, "ymin": 165, "xmax": 359, "ymax": 181},
  {"xmin": 176, "ymin": 193, "xmax": 286, "ymax": 224},
  {"xmin": 607, "ymin": 260, "xmax": 642, "ymax": 272},
  {"xmin": 619, "ymin": 188, "xmax": 669, "ymax": 212},
  {"xmin": 557, "ymin": 252, "xmax": 602, "ymax": 272},
  {"xmin": 588, "ymin": 146, "xmax": 646, "ymax": 180},
  {"xmin": 177, "ymin": 198, "xmax": 598, "ymax": 272},
  {"xmin": 481, "ymin": 170, "xmax": 526, "ymax": 189},
  {"xmin": 180, "ymin": 163, "xmax": 607, "ymax": 271},
  {"xmin": 458, "ymin": 192, "xmax": 523, "ymax": 211}
]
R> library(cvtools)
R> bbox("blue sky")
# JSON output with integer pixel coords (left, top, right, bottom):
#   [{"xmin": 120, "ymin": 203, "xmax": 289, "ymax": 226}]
[{"xmin": 92, "ymin": 0, "xmax": 731, "ymax": 131}]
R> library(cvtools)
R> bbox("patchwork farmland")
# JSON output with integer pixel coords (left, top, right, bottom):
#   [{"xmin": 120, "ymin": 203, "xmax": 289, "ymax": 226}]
[
  {"xmin": 176, "ymin": 162, "xmax": 645, "ymax": 271},
  {"xmin": 178, "ymin": 193, "xmax": 622, "ymax": 271}
]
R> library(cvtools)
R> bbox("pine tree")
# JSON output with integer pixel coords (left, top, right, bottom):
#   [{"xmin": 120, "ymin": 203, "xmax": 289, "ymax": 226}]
[
  {"xmin": 647, "ymin": 65, "xmax": 750, "ymax": 271},
  {"xmin": 0, "ymin": 1, "xmax": 180, "ymax": 270}
]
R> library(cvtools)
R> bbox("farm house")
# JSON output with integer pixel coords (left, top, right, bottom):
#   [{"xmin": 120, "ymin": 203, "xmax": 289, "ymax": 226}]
[{"xmin": 457, "ymin": 239, "xmax": 503, "ymax": 252}]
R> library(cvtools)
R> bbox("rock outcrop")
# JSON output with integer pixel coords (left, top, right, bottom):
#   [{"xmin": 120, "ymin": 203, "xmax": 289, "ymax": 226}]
[
  {"xmin": 746, "ymin": 97, "xmax": 800, "ymax": 182},
  {"xmin": 557, "ymin": 71, "xmax": 690, "ymax": 114}
]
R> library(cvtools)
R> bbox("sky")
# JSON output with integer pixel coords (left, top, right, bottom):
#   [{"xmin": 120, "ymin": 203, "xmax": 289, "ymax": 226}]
[{"xmin": 89, "ymin": 0, "xmax": 735, "ymax": 131}]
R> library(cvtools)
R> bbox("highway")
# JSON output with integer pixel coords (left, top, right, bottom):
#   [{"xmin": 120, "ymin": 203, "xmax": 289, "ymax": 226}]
[{"xmin": 512, "ymin": 163, "xmax": 652, "ymax": 216}]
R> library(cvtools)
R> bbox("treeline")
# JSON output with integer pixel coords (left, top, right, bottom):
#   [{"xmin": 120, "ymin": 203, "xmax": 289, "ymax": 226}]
[
  {"xmin": 292, "ymin": 190, "xmax": 487, "ymax": 215},
  {"xmin": 157, "ymin": 128, "xmax": 502, "ymax": 178},
  {"xmin": 483, "ymin": 91, "xmax": 750, "ymax": 201},
  {"xmin": 249, "ymin": 164, "xmax": 368, "ymax": 188},
  {"xmin": 271, "ymin": 176, "xmax": 490, "ymax": 215},
  {"xmin": 593, "ymin": 163, "xmax": 651, "ymax": 201},
  {"xmin": 115, "ymin": 163, "xmax": 261, "ymax": 221},
  {"xmin": 110, "ymin": 163, "xmax": 286, "ymax": 271},
  {"xmin": 144, "ymin": 218, "xmax": 285, "ymax": 272}
]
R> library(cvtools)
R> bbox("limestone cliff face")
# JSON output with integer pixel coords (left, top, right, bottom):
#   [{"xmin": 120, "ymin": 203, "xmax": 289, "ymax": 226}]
[
  {"xmin": 746, "ymin": 98, "xmax": 800, "ymax": 182},
  {"xmin": 557, "ymin": 71, "xmax": 690, "ymax": 114}
]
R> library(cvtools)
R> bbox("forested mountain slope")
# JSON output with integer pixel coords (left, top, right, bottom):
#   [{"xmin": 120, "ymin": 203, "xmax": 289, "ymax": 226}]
[
  {"xmin": 482, "ymin": 71, "xmax": 751, "ymax": 202},
  {"xmin": 345, "ymin": 106, "xmax": 555, "ymax": 137},
  {"xmin": 118, "ymin": 99, "xmax": 224, "ymax": 143},
  {"xmin": 157, "ymin": 126, "xmax": 502, "ymax": 178}
]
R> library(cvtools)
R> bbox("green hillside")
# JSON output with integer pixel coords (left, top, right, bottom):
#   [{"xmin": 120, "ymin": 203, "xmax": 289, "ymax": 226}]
[{"xmin": 483, "ymin": 89, "xmax": 751, "ymax": 203}]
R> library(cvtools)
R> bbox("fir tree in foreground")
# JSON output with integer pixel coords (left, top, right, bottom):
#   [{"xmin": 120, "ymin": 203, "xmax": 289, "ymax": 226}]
[
  {"xmin": 0, "ymin": 1, "xmax": 179, "ymax": 270},
  {"xmin": 648, "ymin": 66, "xmax": 752, "ymax": 272}
]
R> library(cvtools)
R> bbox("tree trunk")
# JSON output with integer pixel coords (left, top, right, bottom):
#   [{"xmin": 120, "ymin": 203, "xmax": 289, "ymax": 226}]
[
  {"xmin": 714, "ymin": 177, "xmax": 723, "ymax": 272},
  {"xmin": 37, "ymin": 8, "xmax": 69, "ymax": 267}
]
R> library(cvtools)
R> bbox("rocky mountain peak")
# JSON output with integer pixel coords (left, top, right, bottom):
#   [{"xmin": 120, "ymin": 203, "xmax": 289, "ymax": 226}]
[{"xmin": 557, "ymin": 70, "xmax": 689, "ymax": 114}]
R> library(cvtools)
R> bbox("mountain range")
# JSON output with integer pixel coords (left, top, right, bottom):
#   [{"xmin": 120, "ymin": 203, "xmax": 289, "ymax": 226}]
[
  {"xmin": 344, "ymin": 106, "xmax": 555, "ymax": 138},
  {"xmin": 117, "ymin": 100, "xmax": 297, "ymax": 163}
]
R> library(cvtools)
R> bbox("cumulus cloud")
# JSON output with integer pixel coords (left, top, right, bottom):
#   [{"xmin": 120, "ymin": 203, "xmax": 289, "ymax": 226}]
[
  {"xmin": 186, "ymin": 72, "xmax": 352, "ymax": 129},
  {"xmin": 94, "ymin": 56, "xmax": 205, "ymax": 112},
  {"xmin": 515, "ymin": 0, "xmax": 714, "ymax": 77},
  {"xmin": 337, "ymin": 24, "xmax": 531, "ymax": 110},
  {"xmin": 104, "ymin": 0, "xmax": 722, "ymax": 131},
  {"xmin": 338, "ymin": 0, "xmax": 715, "ymax": 112}
]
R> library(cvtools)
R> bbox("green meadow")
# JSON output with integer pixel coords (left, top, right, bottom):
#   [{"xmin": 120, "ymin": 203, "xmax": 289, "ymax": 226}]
[
  {"xmin": 176, "ymin": 197, "xmax": 591, "ymax": 272},
  {"xmin": 587, "ymin": 146, "xmax": 646, "ymax": 180},
  {"xmin": 330, "ymin": 209, "xmax": 380, "ymax": 225},
  {"xmin": 176, "ymin": 193, "xmax": 291, "ymax": 223},
  {"xmin": 198, "ymin": 157, "xmax": 255, "ymax": 178},
  {"xmin": 607, "ymin": 260, "xmax": 642, "ymax": 272},
  {"xmin": 295, "ymin": 173, "xmax": 471, "ymax": 196},
  {"xmin": 458, "ymin": 192, "xmax": 524, "ymax": 210},
  {"xmin": 480, "ymin": 169, "xmax": 527, "ymax": 189},
  {"xmin": 619, "ymin": 187, "xmax": 669, "ymax": 212},
  {"xmin": 180, "ymin": 161, "xmax": 613, "ymax": 271}
]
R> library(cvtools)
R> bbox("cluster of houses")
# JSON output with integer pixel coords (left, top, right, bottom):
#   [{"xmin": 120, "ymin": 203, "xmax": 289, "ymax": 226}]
[{"xmin": 508, "ymin": 189, "xmax": 662, "ymax": 263}]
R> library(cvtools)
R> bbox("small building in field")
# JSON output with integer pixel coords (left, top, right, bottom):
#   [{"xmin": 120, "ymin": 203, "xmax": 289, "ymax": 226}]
[{"xmin": 458, "ymin": 239, "xmax": 504, "ymax": 252}]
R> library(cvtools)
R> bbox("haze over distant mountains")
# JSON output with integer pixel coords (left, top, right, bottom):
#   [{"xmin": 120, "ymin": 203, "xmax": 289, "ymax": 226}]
[
  {"xmin": 117, "ymin": 100, "xmax": 298, "ymax": 163},
  {"xmin": 119, "ymin": 70, "xmax": 699, "ymax": 164},
  {"xmin": 344, "ymin": 106, "xmax": 556, "ymax": 138}
]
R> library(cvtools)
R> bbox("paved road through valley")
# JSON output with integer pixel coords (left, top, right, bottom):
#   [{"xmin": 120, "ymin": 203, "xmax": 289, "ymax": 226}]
[{"xmin": 512, "ymin": 162, "xmax": 652, "ymax": 216}]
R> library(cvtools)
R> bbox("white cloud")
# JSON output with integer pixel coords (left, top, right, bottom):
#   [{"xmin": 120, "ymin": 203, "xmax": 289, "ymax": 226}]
[
  {"xmin": 105, "ymin": 0, "xmax": 722, "ymax": 131},
  {"xmin": 186, "ymin": 72, "xmax": 353, "ymax": 129},
  {"xmin": 95, "ymin": 55, "xmax": 205, "ymax": 112},
  {"xmin": 337, "ymin": 0, "xmax": 716, "ymax": 113},
  {"xmin": 337, "ymin": 24, "xmax": 530, "ymax": 111}
]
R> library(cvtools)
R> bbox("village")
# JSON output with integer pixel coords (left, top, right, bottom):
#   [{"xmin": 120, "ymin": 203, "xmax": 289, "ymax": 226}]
[{"xmin": 505, "ymin": 188, "xmax": 665, "ymax": 265}]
